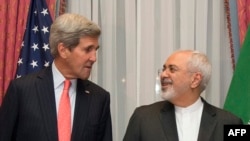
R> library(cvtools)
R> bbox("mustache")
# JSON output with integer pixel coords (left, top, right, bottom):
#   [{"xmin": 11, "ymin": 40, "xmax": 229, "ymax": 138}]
[{"xmin": 161, "ymin": 77, "xmax": 172, "ymax": 84}]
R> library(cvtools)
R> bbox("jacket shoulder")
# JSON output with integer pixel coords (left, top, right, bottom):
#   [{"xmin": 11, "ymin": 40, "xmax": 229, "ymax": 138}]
[{"xmin": 203, "ymin": 101, "xmax": 243, "ymax": 124}]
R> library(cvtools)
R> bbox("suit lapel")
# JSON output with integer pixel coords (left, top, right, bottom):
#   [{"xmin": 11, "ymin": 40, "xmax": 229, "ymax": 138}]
[
  {"xmin": 160, "ymin": 102, "xmax": 179, "ymax": 141},
  {"xmin": 36, "ymin": 67, "xmax": 58, "ymax": 141},
  {"xmin": 160, "ymin": 99, "xmax": 217, "ymax": 141},
  {"xmin": 197, "ymin": 99, "xmax": 217, "ymax": 141},
  {"xmin": 71, "ymin": 79, "xmax": 91, "ymax": 141}
]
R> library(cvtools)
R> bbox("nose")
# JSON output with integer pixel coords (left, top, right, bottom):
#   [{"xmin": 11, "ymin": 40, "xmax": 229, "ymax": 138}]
[
  {"xmin": 158, "ymin": 69, "xmax": 169, "ymax": 77},
  {"xmin": 89, "ymin": 51, "xmax": 97, "ymax": 62}
]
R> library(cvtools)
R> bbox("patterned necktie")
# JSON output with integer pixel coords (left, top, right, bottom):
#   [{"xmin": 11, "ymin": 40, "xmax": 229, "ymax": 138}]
[{"xmin": 58, "ymin": 80, "xmax": 71, "ymax": 141}]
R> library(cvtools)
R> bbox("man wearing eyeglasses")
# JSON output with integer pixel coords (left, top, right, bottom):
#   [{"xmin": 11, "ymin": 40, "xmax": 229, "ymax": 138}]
[{"xmin": 123, "ymin": 49, "xmax": 242, "ymax": 141}]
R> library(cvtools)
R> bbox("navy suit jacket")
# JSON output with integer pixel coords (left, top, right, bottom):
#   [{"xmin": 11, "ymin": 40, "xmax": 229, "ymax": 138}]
[
  {"xmin": 0, "ymin": 67, "xmax": 112, "ymax": 141},
  {"xmin": 123, "ymin": 98, "xmax": 242, "ymax": 141}
]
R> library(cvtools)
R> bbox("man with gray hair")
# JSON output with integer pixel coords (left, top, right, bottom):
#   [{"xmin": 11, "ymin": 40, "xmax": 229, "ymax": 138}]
[
  {"xmin": 0, "ymin": 13, "xmax": 112, "ymax": 141},
  {"xmin": 123, "ymin": 50, "xmax": 242, "ymax": 141}
]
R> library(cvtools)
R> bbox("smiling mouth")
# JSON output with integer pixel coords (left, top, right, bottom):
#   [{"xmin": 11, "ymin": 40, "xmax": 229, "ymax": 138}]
[{"xmin": 161, "ymin": 78, "xmax": 172, "ymax": 87}]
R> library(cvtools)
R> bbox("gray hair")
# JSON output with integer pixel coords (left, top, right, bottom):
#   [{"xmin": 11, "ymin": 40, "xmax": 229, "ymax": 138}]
[
  {"xmin": 49, "ymin": 13, "xmax": 101, "ymax": 57},
  {"xmin": 187, "ymin": 50, "xmax": 212, "ymax": 92}
]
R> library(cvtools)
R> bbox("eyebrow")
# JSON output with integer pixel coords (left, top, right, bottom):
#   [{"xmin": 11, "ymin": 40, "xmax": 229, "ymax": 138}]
[
  {"xmin": 85, "ymin": 45, "xmax": 100, "ymax": 50},
  {"xmin": 163, "ymin": 64, "xmax": 179, "ymax": 69}
]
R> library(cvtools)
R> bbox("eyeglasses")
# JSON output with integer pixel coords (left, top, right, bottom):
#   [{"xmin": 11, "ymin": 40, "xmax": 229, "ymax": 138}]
[
  {"xmin": 158, "ymin": 65, "xmax": 197, "ymax": 76},
  {"xmin": 158, "ymin": 65, "xmax": 181, "ymax": 75}
]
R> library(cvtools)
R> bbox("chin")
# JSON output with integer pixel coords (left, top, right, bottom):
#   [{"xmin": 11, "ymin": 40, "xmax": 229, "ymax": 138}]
[
  {"xmin": 161, "ymin": 87, "xmax": 176, "ymax": 100},
  {"xmin": 79, "ymin": 74, "xmax": 90, "ymax": 80},
  {"xmin": 79, "ymin": 71, "xmax": 91, "ymax": 79}
]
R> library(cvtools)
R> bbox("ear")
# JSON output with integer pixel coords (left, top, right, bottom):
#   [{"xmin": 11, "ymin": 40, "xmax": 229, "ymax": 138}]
[
  {"xmin": 190, "ymin": 72, "xmax": 202, "ymax": 88},
  {"xmin": 57, "ymin": 43, "xmax": 68, "ymax": 58}
]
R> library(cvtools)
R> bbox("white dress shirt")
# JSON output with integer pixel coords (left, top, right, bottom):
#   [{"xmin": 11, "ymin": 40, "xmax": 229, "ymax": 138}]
[
  {"xmin": 175, "ymin": 97, "xmax": 204, "ymax": 141},
  {"xmin": 52, "ymin": 62, "xmax": 76, "ymax": 130}
]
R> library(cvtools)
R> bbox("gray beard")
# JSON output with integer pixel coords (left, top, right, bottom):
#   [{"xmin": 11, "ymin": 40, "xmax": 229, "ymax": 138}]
[{"xmin": 161, "ymin": 86, "xmax": 176, "ymax": 100}]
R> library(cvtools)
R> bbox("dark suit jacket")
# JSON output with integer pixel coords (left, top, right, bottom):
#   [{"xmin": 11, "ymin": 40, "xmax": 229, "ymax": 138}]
[
  {"xmin": 0, "ymin": 67, "xmax": 112, "ymax": 141},
  {"xmin": 123, "ymin": 98, "xmax": 242, "ymax": 141}
]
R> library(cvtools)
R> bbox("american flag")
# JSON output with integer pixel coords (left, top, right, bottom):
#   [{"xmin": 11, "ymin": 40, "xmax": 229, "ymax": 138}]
[{"xmin": 16, "ymin": 0, "xmax": 53, "ymax": 78}]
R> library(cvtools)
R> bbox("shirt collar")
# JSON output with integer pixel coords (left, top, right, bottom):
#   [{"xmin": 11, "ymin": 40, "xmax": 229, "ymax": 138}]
[{"xmin": 175, "ymin": 97, "xmax": 203, "ymax": 113}]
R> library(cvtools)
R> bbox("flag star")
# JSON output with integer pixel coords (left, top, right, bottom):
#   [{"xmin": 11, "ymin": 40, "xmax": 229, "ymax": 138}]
[
  {"xmin": 16, "ymin": 75, "xmax": 21, "ymax": 78},
  {"xmin": 17, "ymin": 58, "xmax": 23, "ymax": 65},
  {"xmin": 41, "ymin": 8, "xmax": 48, "ymax": 16},
  {"xmin": 32, "ymin": 26, "xmax": 39, "ymax": 33},
  {"xmin": 42, "ymin": 43, "xmax": 49, "ymax": 51},
  {"xmin": 44, "ymin": 61, "xmax": 50, "ymax": 67},
  {"xmin": 17, "ymin": 0, "xmax": 53, "ymax": 77},
  {"xmin": 41, "ymin": 26, "xmax": 49, "ymax": 34},
  {"xmin": 31, "ymin": 43, "xmax": 39, "ymax": 51},
  {"xmin": 30, "ymin": 60, "xmax": 38, "ymax": 68}
]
